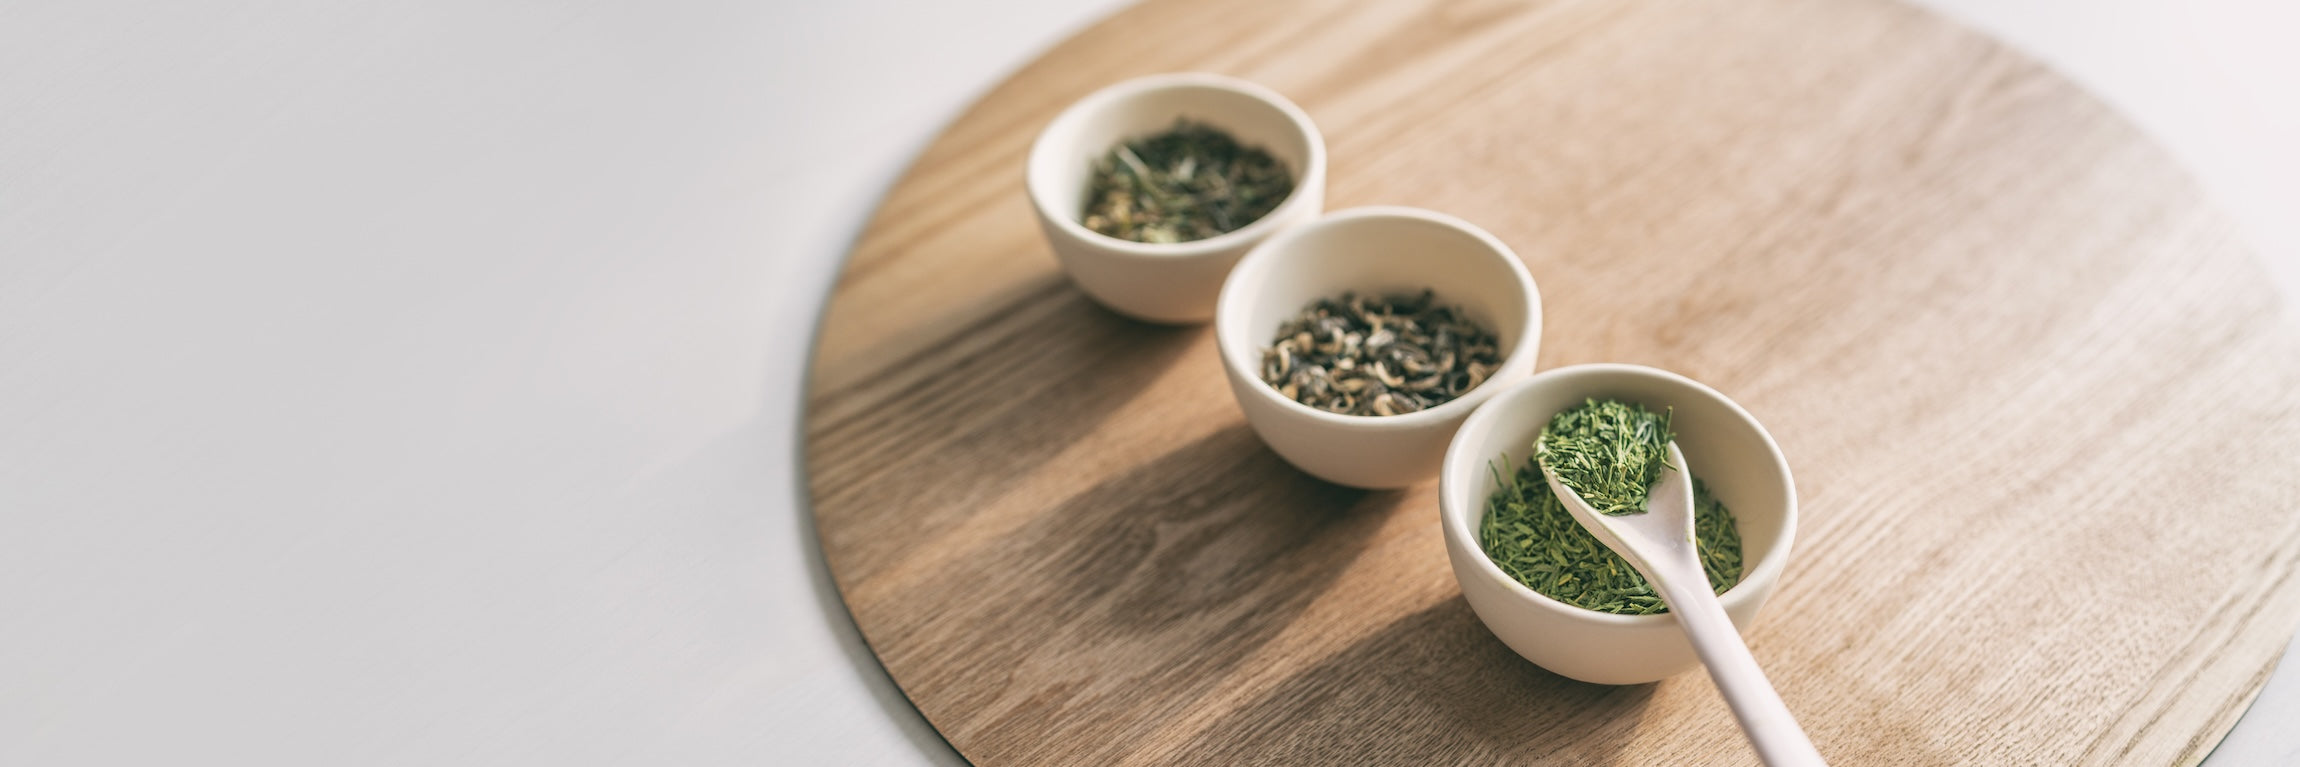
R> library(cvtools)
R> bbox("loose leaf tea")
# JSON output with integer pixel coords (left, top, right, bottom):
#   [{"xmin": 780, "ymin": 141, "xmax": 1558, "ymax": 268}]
[
  {"xmin": 1479, "ymin": 399, "xmax": 1743, "ymax": 615},
  {"xmin": 1480, "ymin": 463, "xmax": 1744, "ymax": 614},
  {"xmin": 1259, "ymin": 290, "xmax": 1502, "ymax": 417},
  {"xmin": 1081, "ymin": 119, "xmax": 1293, "ymax": 243},
  {"xmin": 1538, "ymin": 399, "xmax": 1674, "ymax": 516}
]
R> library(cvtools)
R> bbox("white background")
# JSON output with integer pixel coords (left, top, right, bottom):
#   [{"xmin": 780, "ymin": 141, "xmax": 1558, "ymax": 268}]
[{"xmin": 3, "ymin": 1, "xmax": 2295, "ymax": 764}]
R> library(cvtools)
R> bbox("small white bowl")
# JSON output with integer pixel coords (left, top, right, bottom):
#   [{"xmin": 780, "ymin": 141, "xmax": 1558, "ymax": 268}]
[
  {"xmin": 1439, "ymin": 364, "xmax": 1799, "ymax": 684},
  {"xmin": 1026, "ymin": 72, "xmax": 1327, "ymax": 324},
  {"xmin": 1214, "ymin": 207, "xmax": 1541, "ymax": 489}
]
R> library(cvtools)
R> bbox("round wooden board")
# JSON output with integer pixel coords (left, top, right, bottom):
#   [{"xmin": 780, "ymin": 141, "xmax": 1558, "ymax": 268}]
[{"xmin": 803, "ymin": 0, "xmax": 2300, "ymax": 763}]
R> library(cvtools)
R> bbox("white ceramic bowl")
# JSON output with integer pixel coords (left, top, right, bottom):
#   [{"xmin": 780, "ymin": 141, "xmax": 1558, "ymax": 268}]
[
  {"xmin": 1439, "ymin": 363, "xmax": 1799, "ymax": 684},
  {"xmin": 1026, "ymin": 72, "xmax": 1327, "ymax": 324},
  {"xmin": 1214, "ymin": 207, "xmax": 1541, "ymax": 489}
]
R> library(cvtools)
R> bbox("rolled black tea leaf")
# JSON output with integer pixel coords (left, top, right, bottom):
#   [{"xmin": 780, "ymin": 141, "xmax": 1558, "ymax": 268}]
[
  {"xmin": 1258, "ymin": 290, "xmax": 1502, "ymax": 417},
  {"xmin": 1081, "ymin": 119, "xmax": 1293, "ymax": 243}
]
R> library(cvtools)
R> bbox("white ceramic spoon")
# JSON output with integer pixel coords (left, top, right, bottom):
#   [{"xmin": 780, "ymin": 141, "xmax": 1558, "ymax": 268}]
[{"xmin": 1540, "ymin": 442, "xmax": 1826, "ymax": 767}]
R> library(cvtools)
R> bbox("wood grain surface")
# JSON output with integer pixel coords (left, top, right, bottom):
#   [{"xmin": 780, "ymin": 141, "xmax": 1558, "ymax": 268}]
[{"xmin": 803, "ymin": 0, "xmax": 2300, "ymax": 763}]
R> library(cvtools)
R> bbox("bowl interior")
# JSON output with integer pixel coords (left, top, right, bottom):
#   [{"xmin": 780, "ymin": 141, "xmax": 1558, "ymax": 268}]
[
  {"xmin": 1029, "ymin": 77, "xmax": 1316, "ymax": 238},
  {"xmin": 1443, "ymin": 365, "xmax": 1793, "ymax": 611},
  {"xmin": 1216, "ymin": 210, "xmax": 1534, "ymax": 389}
]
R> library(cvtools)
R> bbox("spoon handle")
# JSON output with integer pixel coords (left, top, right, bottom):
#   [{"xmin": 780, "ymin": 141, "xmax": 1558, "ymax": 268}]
[{"xmin": 1650, "ymin": 568, "xmax": 1827, "ymax": 767}]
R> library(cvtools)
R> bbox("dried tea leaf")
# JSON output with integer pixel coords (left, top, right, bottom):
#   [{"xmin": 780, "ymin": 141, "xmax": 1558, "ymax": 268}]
[
  {"xmin": 1538, "ymin": 399, "xmax": 1674, "ymax": 516},
  {"xmin": 1257, "ymin": 290, "xmax": 1502, "ymax": 417},
  {"xmin": 1081, "ymin": 119, "xmax": 1293, "ymax": 243},
  {"xmin": 1478, "ymin": 444, "xmax": 1744, "ymax": 615}
]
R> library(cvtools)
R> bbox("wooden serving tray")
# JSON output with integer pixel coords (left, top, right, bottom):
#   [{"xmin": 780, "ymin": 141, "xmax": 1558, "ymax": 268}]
[{"xmin": 804, "ymin": 0, "xmax": 2300, "ymax": 763}]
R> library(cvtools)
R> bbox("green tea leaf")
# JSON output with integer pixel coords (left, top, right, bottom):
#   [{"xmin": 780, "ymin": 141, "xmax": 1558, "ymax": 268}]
[
  {"xmin": 1478, "ymin": 398, "xmax": 1742, "ymax": 615},
  {"xmin": 1538, "ymin": 399, "xmax": 1672, "ymax": 516}
]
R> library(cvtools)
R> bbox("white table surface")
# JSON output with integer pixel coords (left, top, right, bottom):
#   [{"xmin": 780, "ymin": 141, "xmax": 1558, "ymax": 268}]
[{"xmin": 4, "ymin": 1, "xmax": 2295, "ymax": 764}]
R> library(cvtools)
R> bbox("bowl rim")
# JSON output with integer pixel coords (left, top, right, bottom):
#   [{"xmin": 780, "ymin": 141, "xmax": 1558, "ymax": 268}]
[
  {"xmin": 1439, "ymin": 363, "xmax": 1799, "ymax": 625},
  {"xmin": 1213, "ymin": 205, "xmax": 1543, "ymax": 432},
  {"xmin": 1024, "ymin": 72, "xmax": 1328, "ymax": 260}
]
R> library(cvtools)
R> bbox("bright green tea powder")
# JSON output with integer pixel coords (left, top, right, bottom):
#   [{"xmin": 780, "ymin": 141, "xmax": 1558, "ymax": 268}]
[{"xmin": 1478, "ymin": 399, "xmax": 1744, "ymax": 615}]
